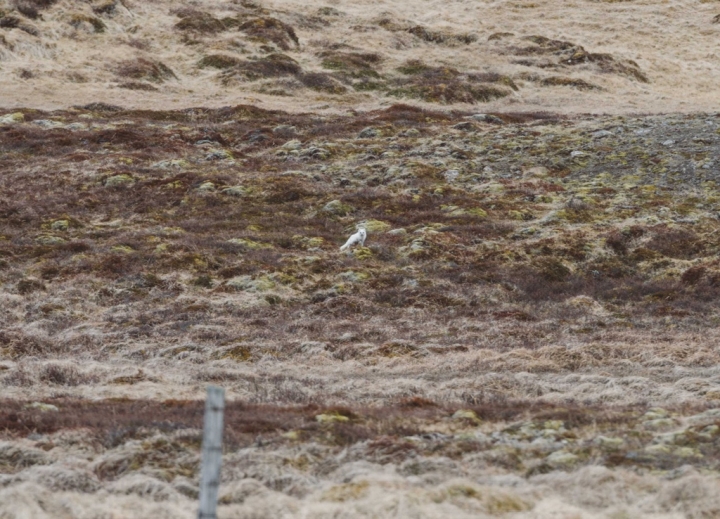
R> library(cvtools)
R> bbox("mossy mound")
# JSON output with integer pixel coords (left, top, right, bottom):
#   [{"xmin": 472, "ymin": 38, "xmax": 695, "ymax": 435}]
[
  {"xmin": 174, "ymin": 10, "xmax": 228, "ymax": 34},
  {"xmin": 505, "ymin": 34, "xmax": 649, "ymax": 83},
  {"xmin": 299, "ymin": 72, "xmax": 347, "ymax": 94},
  {"xmin": 115, "ymin": 59, "xmax": 177, "ymax": 83},
  {"xmin": 92, "ymin": 1, "xmax": 117, "ymax": 16},
  {"xmin": 0, "ymin": 14, "xmax": 38, "ymax": 35},
  {"xmin": 198, "ymin": 54, "xmax": 242, "ymax": 70},
  {"xmin": 406, "ymin": 25, "xmax": 477, "ymax": 45},
  {"xmin": 391, "ymin": 61, "xmax": 511, "ymax": 104},
  {"xmin": 539, "ymin": 76, "xmax": 601, "ymax": 91},
  {"xmin": 319, "ymin": 51, "xmax": 382, "ymax": 77},
  {"xmin": 220, "ymin": 53, "xmax": 301, "ymax": 82},
  {"xmin": 68, "ymin": 14, "xmax": 106, "ymax": 33},
  {"xmin": 377, "ymin": 17, "xmax": 477, "ymax": 46},
  {"xmin": 118, "ymin": 82, "xmax": 158, "ymax": 91},
  {"xmin": 238, "ymin": 17, "xmax": 299, "ymax": 50}
]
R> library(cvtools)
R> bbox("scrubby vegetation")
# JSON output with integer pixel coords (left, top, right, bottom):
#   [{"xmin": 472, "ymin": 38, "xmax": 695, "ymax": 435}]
[{"xmin": 1, "ymin": 0, "xmax": 720, "ymax": 516}]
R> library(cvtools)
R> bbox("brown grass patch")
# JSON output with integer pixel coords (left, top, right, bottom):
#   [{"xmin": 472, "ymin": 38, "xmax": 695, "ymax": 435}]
[
  {"xmin": 115, "ymin": 59, "xmax": 177, "ymax": 84},
  {"xmin": 238, "ymin": 17, "xmax": 299, "ymax": 50}
]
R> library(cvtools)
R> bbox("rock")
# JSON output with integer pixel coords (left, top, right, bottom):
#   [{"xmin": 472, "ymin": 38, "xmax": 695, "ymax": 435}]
[
  {"xmin": 226, "ymin": 238, "xmax": 272, "ymax": 250},
  {"xmin": 358, "ymin": 219, "xmax": 391, "ymax": 232},
  {"xmin": 21, "ymin": 465, "xmax": 100, "ymax": 493},
  {"xmin": 352, "ymin": 246, "xmax": 373, "ymax": 260},
  {"xmin": 25, "ymin": 402, "xmax": 59, "ymax": 412},
  {"xmin": 338, "ymin": 270, "xmax": 369, "ymax": 283},
  {"xmin": 0, "ymin": 442, "xmax": 49, "ymax": 468},
  {"xmin": 483, "ymin": 181, "xmax": 505, "ymax": 193},
  {"xmin": 652, "ymin": 431, "xmax": 688, "ymax": 446},
  {"xmin": 442, "ymin": 205, "xmax": 466, "ymax": 217},
  {"xmin": 594, "ymin": 436, "xmax": 624, "ymax": 450},
  {"xmin": 172, "ymin": 476, "xmax": 199, "ymax": 499},
  {"xmin": 221, "ymin": 186, "xmax": 247, "ymax": 197},
  {"xmin": 452, "ymin": 121, "xmax": 475, "ymax": 131},
  {"xmin": 387, "ymin": 228, "xmax": 407, "ymax": 235},
  {"xmin": 0, "ymin": 112, "xmax": 24, "ymax": 124},
  {"xmin": 470, "ymin": 113, "xmax": 504, "ymax": 124},
  {"xmin": 322, "ymin": 199, "xmax": 353, "ymax": 216},
  {"xmin": 543, "ymin": 420, "xmax": 564, "ymax": 431},
  {"xmin": 570, "ymin": 150, "xmax": 587, "ymax": 158},
  {"xmin": 36, "ymin": 235, "xmax": 67, "ymax": 246},
  {"xmin": 673, "ymin": 446, "xmax": 702, "ymax": 458},
  {"xmin": 401, "ymin": 128, "xmax": 421, "ymax": 137},
  {"xmin": 697, "ymin": 425, "xmax": 719, "ymax": 441},
  {"xmin": 316, "ymin": 413, "xmax": 349, "ymax": 423},
  {"xmin": 643, "ymin": 418, "xmax": 678, "ymax": 431},
  {"xmin": 545, "ymin": 451, "xmax": 579, "ymax": 468},
  {"xmin": 196, "ymin": 140, "xmax": 219, "ymax": 146},
  {"xmin": 227, "ymin": 275, "xmax": 275, "ymax": 292},
  {"xmin": 105, "ymin": 174, "xmax": 134, "ymax": 187},
  {"xmin": 592, "ymin": 130, "xmax": 614, "ymax": 138},
  {"xmin": 282, "ymin": 430, "xmax": 300, "ymax": 440},
  {"xmin": 50, "ymin": 220, "xmax": 69, "ymax": 231},
  {"xmin": 205, "ymin": 149, "xmax": 232, "ymax": 161},
  {"xmin": 197, "ymin": 181, "xmax": 216, "ymax": 191},
  {"xmin": 300, "ymin": 341, "xmax": 330, "ymax": 355},
  {"xmin": 111, "ymin": 245, "xmax": 134, "ymax": 254},
  {"xmin": 662, "ymin": 139, "xmax": 675, "ymax": 146},
  {"xmin": 644, "ymin": 443, "xmax": 672, "ymax": 456},
  {"xmin": 524, "ymin": 166, "xmax": 549, "ymax": 178},
  {"xmin": 401, "ymin": 237, "xmax": 428, "ymax": 257},
  {"xmin": 33, "ymin": 119, "xmax": 64, "ymax": 129},
  {"xmin": 643, "ymin": 408, "xmax": 670, "ymax": 420},
  {"xmin": 686, "ymin": 408, "xmax": 720, "ymax": 427},
  {"xmin": 272, "ymin": 124, "xmax": 296, "ymax": 136},
  {"xmin": 282, "ymin": 139, "xmax": 302, "ymax": 150},
  {"xmin": 452, "ymin": 409, "xmax": 481, "ymax": 425},
  {"xmin": 108, "ymin": 474, "xmax": 179, "ymax": 502},
  {"xmin": 219, "ymin": 479, "xmax": 268, "ymax": 505},
  {"xmin": 443, "ymin": 169, "xmax": 459, "ymax": 182},
  {"xmin": 301, "ymin": 147, "xmax": 330, "ymax": 159},
  {"xmin": 152, "ymin": 159, "xmax": 189, "ymax": 169},
  {"xmin": 358, "ymin": 127, "xmax": 381, "ymax": 138}
]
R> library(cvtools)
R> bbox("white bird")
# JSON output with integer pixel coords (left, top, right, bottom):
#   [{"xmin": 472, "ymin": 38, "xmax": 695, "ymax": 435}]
[{"xmin": 340, "ymin": 228, "xmax": 367, "ymax": 251}]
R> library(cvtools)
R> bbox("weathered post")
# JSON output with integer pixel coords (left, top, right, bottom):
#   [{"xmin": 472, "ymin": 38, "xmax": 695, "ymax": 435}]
[{"xmin": 198, "ymin": 386, "xmax": 225, "ymax": 519}]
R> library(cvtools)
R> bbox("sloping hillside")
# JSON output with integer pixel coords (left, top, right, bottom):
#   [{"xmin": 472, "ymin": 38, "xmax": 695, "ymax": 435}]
[
  {"xmin": 1, "ymin": 103, "xmax": 720, "ymax": 517},
  {"xmin": 0, "ymin": 0, "xmax": 719, "ymax": 113}
]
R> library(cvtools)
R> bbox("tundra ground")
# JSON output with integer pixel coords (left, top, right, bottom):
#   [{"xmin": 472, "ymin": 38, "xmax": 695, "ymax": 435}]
[{"xmin": 1, "ymin": 104, "xmax": 720, "ymax": 517}]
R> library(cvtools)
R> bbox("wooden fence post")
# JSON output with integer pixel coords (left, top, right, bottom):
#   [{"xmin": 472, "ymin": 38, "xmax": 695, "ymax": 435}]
[{"xmin": 198, "ymin": 386, "xmax": 225, "ymax": 519}]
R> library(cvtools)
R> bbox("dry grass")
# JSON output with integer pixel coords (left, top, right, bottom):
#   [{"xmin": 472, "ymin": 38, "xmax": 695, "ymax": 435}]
[{"xmin": 0, "ymin": 0, "xmax": 717, "ymax": 113}]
